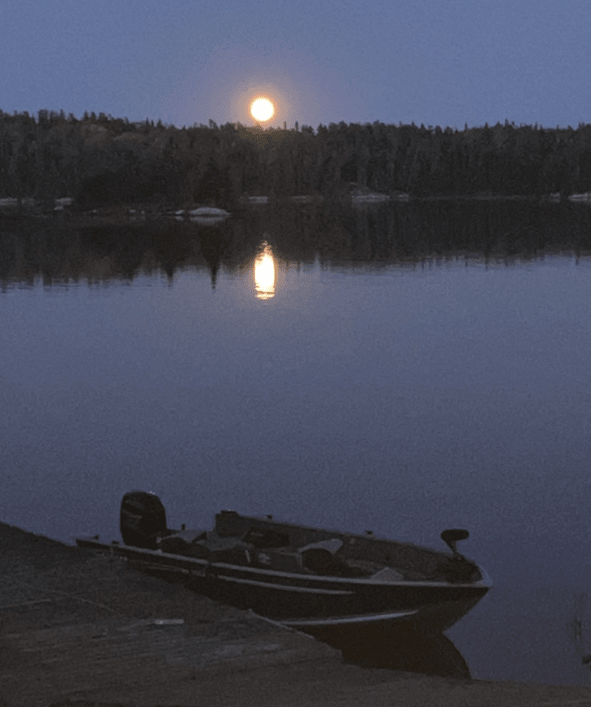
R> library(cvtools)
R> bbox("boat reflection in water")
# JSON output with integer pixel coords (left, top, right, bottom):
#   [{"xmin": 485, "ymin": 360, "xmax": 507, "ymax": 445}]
[
  {"xmin": 254, "ymin": 242, "xmax": 276, "ymax": 300},
  {"xmin": 321, "ymin": 626, "xmax": 470, "ymax": 679}
]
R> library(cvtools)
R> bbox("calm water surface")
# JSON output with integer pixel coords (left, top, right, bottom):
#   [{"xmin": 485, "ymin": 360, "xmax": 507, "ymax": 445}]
[{"xmin": 2, "ymin": 244, "xmax": 591, "ymax": 684}]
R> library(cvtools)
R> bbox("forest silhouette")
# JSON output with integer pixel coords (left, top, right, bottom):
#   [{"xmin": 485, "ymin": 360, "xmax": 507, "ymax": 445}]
[{"xmin": 1, "ymin": 110, "xmax": 591, "ymax": 207}]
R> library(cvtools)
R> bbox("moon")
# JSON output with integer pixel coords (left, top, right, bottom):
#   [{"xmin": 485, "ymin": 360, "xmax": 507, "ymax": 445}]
[{"xmin": 250, "ymin": 97, "xmax": 275, "ymax": 123}]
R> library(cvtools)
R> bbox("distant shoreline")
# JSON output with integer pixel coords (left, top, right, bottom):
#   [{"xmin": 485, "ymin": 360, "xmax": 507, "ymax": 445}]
[
  {"xmin": 2, "ymin": 111, "xmax": 591, "ymax": 213},
  {"xmin": 0, "ymin": 189, "xmax": 585, "ymax": 225}
]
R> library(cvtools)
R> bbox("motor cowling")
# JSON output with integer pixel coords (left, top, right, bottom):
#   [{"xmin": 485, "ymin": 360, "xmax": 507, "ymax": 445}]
[{"xmin": 120, "ymin": 491, "xmax": 167, "ymax": 549}]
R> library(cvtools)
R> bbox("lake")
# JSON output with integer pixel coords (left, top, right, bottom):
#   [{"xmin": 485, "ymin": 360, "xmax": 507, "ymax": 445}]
[{"xmin": 2, "ymin": 201, "xmax": 591, "ymax": 684}]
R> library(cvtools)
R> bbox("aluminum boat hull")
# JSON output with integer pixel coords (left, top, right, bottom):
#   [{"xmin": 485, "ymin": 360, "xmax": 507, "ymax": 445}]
[{"xmin": 76, "ymin": 535, "xmax": 490, "ymax": 637}]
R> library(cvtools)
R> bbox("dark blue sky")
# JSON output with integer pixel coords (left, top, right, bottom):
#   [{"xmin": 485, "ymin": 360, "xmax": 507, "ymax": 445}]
[{"xmin": 2, "ymin": 0, "xmax": 591, "ymax": 129}]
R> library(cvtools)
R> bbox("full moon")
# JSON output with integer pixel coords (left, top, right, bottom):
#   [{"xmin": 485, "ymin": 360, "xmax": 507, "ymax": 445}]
[{"xmin": 250, "ymin": 97, "xmax": 275, "ymax": 122}]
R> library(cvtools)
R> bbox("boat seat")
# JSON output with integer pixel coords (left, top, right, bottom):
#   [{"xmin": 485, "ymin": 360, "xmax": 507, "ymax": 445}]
[
  {"xmin": 159, "ymin": 528, "xmax": 207, "ymax": 555},
  {"xmin": 201, "ymin": 533, "xmax": 254, "ymax": 564},
  {"xmin": 296, "ymin": 538, "xmax": 370, "ymax": 577},
  {"xmin": 242, "ymin": 526, "xmax": 290, "ymax": 548},
  {"xmin": 299, "ymin": 539, "xmax": 343, "ymax": 573},
  {"xmin": 160, "ymin": 530, "xmax": 253, "ymax": 564}
]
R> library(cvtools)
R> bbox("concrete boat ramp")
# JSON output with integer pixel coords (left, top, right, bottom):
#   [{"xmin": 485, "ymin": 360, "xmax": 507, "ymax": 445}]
[{"xmin": 2, "ymin": 522, "xmax": 591, "ymax": 707}]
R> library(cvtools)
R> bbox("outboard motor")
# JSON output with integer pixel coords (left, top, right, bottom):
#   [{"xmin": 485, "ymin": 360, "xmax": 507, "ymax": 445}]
[{"xmin": 120, "ymin": 491, "xmax": 167, "ymax": 549}]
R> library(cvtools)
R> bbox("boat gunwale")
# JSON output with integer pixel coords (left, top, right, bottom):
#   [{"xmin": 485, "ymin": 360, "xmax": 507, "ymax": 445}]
[{"xmin": 76, "ymin": 536, "xmax": 492, "ymax": 590}]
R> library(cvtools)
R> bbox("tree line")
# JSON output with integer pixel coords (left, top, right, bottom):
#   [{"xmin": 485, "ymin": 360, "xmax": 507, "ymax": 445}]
[{"xmin": 1, "ymin": 109, "xmax": 591, "ymax": 207}]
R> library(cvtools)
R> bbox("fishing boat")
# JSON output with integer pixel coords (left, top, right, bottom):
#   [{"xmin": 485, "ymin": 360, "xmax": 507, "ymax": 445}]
[{"xmin": 76, "ymin": 491, "xmax": 491, "ymax": 639}]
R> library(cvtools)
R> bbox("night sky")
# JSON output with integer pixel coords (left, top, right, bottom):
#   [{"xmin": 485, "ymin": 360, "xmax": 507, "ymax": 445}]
[{"xmin": 2, "ymin": 0, "xmax": 591, "ymax": 130}]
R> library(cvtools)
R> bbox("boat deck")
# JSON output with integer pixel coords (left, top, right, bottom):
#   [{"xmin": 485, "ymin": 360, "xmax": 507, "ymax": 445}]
[{"xmin": 155, "ymin": 510, "xmax": 483, "ymax": 584}]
